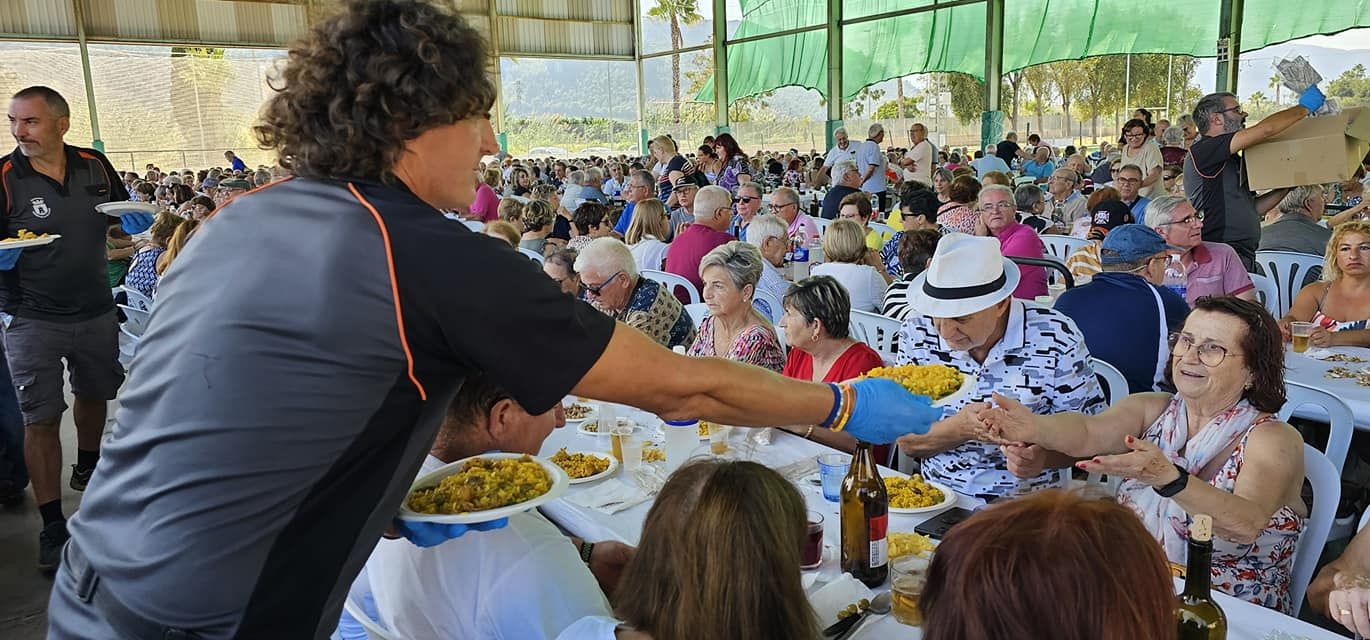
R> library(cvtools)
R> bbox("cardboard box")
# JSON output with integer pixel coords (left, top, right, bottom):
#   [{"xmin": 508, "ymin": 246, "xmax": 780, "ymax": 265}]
[{"xmin": 1244, "ymin": 107, "xmax": 1370, "ymax": 191}]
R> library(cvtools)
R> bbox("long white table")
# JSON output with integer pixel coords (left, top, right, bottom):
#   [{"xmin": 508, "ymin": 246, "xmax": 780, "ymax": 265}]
[
  {"xmin": 1285, "ymin": 346, "xmax": 1370, "ymax": 431},
  {"xmin": 537, "ymin": 406, "xmax": 1342, "ymax": 639}
]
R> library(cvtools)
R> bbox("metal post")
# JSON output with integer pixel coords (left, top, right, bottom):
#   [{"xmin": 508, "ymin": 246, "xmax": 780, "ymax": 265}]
[
  {"xmin": 72, "ymin": 0, "xmax": 102, "ymax": 151},
  {"xmin": 980, "ymin": 0, "xmax": 1005, "ymax": 151},
  {"xmin": 1166, "ymin": 55, "xmax": 1174, "ymax": 119},
  {"xmin": 1216, "ymin": 0, "xmax": 1244, "ymax": 94},
  {"xmin": 488, "ymin": 0, "xmax": 507, "ymax": 153},
  {"xmin": 1124, "ymin": 54, "xmax": 1131, "ymax": 116},
  {"xmin": 712, "ymin": 0, "xmax": 729, "ymax": 134},
  {"xmin": 824, "ymin": 0, "xmax": 843, "ymax": 148},
  {"xmin": 634, "ymin": 0, "xmax": 648, "ymax": 155}
]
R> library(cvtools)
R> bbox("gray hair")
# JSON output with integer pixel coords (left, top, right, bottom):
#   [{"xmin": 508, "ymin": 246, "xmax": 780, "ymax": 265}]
[
  {"xmin": 1145, "ymin": 195, "xmax": 1191, "ymax": 227},
  {"xmin": 737, "ymin": 182, "xmax": 763, "ymax": 199},
  {"xmin": 698, "ymin": 241, "xmax": 764, "ymax": 292},
  {"xmin": 545, "ymin": 248, "xmax": 578, "ymax": 276},
  {"xmin": 745, "ymin": 214, "xmax": 787, "ymax": 249},
  {"xmin": 693, "ymin": 185, "xmax": 733, "ymax": 220},
  {"xmin": 1050, "ymin": 168, "xmax": 1080, "ymax": 185},
  {"xmin": 574, "ymin": 237, "xmax": 638, "ymax": 279},
  {"xmin": 1117, "ymin": 163, "xmax": 1144, "ymax": 178},
  {"xmin": 584, "ymin": 166, "xmax": 603, "ymax": 182},
  {"xmin": 1192, "ymin": 92, "xmax": 1237, "ymax": 136},
  {"xmin": 12, "ymin": 86, "xmax": 70, "ymax": 118},
  {"xmin": 629, "ymin": 169, "xmax": 654, "ymax": 188},
  {"xmin": 1014, "ymin": 184, "xmax": 1043, "ymax": 210},
  {"xmin": 1277, "ymin": 184, "xmax": 1325, "ymax": 217},
  {"xmin": 833, "ymin": 159, "xmax": 860, "ymax": 180},
  {"xmin": 978, "ymin": 184, "xmax": 1015, "ymax": 204},
  {"xmin": 1161, "ymin": 124, "xmax": 1185, "ymax": 146},
  {"xmin": 568, "ymin": 170, "xmax": 587, "ymax": 187},
  {"xmin": 833, "ymin": 127, "xmax": 848, "ymax": 137},
  {"xmin": 772, "ymin": 186, "xmax": 800, "ymax": 206},
  {"xmin": 868, "ymin": 123, "xmax": 884, "ymax": 138}
]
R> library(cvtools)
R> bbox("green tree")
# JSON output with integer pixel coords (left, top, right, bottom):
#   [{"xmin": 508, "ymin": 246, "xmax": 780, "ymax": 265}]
[
  {"xmin": 873, "ymin": 96, "xmax": 923, "ymax": 120},
  {"xmin": 1021, "ymin": 65, "xmax": 1055, "ymax": 130},
  {"xmin": 845, "ymin": 85, "xmax": 885, "ymax": 119},
  {"xmin": 1076, "ymin": 56, "xmax": 1124, "ymax": 140},
  {"xmin": 1246, "ymin": 91, "xmax": 1272, "ymax": 119},
  {"xmin": 1269, "ymin": 74, "xmax": 1283, "ymax": 106},
  {"xmin": 170, "ymin": 47, "xmax": 229, "ymax": 160},
  {"xmin": 1003, "ymin": 70, "xmax": 1024, "ymax": 131},
  {"xmin": 945, "ymin": 73, "xmax": 983, "ymax": 125},
  {"xmin": 646, "ymin": 0, "xmax": 704, "ymax": 125},
  {"xmin": 1047, "ymin": 60, "xmax": 1087, "ymax": 140},
  {"xmin": 1329, "ymin": 64, "xmax": 1370, "ymax": 107}
]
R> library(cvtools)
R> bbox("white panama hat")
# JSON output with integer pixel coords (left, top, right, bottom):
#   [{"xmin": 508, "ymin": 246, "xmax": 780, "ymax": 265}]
[{"xmin": 909, "ymin": 233, "xmax": 1021, "ymax": 318}]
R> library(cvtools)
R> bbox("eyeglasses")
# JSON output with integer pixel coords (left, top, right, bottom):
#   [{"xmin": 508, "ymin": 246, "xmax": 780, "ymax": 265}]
[
  {"xmin": 580, "ymin": 270, "xmax": 623, "ymax": 297},
  {"xmin": 769, "ymin": 201, "xmax": 796, "ymax": 212},
  {"xmin": 900, "ymin": 212, "xmax": 924, "ymax": 220},
  {"xmin": 1123, "ymin": 132, "xmax": 1146, "ymax": 139},
  {"xmin": 1214, "ymin": 104, "xmax": 1244, "ymax": 115},
  {"xmin": 1169, "ymin": 332, "xmax": 1242, "ymax": 367},
  {"xmin": 1157, "ymin": 211, "xmax": 1205, "ymax": 227},
  {"xmin": 1114, "ymin": 177, "xmax": 1141, "ymax": 185},
  {"xmin": 976, "ymin": 202, "xmax": 1016, "ymax": 213},
  {"xmin": 736, "ymin": 196, "xmax": 760, "ymax": 204}
]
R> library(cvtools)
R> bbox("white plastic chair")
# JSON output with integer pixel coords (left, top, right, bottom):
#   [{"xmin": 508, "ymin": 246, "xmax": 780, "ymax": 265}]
[
  {"xmin": 849, "ymin": 309, "xmax": 901, "ymax": 364},
  {"xmin": 1291, "ymin": 443, "xmax": 1341, "ymax": 617},
  {"xmin": 1248, "ymin": 272, "xmax": 1280, "ymax": 318},
  {"xmin": 1039, "ymin": 234, "xmax": 1089, "ymax": 261},
  {"xmin": 1278, "ymin": 381, "xmax": 1355, "ymax": 476},
  {"xmin": 813, "ymin": 217, "xmax": 832, "ymax": 235},
  {"xmin": 118, "ymin": 304, "xmax": 151, "ymax": 337},
  {"xmin": 1089, "ymin": 357, "xmax": 1128, "ymax": 406},
  {"xmin": 117, "ymin": 324, "xmax": 140, "ymax": 369},
  {"xmin": 461, "ymin": 219, "xmax": 484, "ymax": 232},
  {"xmin": 752, "ymin": 288, "xmax": 783, "ymax": 325},
  {"xmin": 641, "ymin": 269, "xmax": 701, "ymax": 304},
  {"xmin": 119, "ymin": 285, "xmax": 153, "ymax": 311},
  {"xmin": 518, "ymin": 247, "xmax": 544, "ymax": 263},
  {"xmin": 1254, "ymin": 251, "xmax": 1323, "ymax": 317},
  {"xmin": 683, "ymin": 302, "xmax": 710, "ymax": 327},
  {"xmin": 869, "ymin": 222, "xmax": 896, "ymax": 239}
]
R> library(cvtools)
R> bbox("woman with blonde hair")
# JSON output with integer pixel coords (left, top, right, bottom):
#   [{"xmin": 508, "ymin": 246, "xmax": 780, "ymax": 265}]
[
  {"xmin": 482, "ymin": 220, "xmax": 520, "ymax": 248},
  {"xmin": 1278, "ymin": 220, "xmax": 1370, "ymax": 346},
  {"xmin": 810, "ymin": 219, "xmax": 889, "ymax": 312},
  {"xmin": 154, "ymin": 219, "xmax": 201, "ymax": 282},
  {"xmin": 557, "ymin": 459, "xmax": 819, "ymax": 640},
  {"xmin": 625, "ymin": 198, "xmax": 670, "ymax": 271}
]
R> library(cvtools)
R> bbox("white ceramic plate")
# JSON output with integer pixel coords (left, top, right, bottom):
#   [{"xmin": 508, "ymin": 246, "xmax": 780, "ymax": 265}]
[
  {"xmin": 577, "ymin": 421, "xmax": 642, "ymax": 437},
  {"xmin": 397, "ymin": 452, "xmax": 569, "ymax": 525},
  {"xmin": 932, "ymin": 372, "xmax": 978, "ymax": 407},
  {"xmin": 563, "ymin": 403, "xmax": 597, "ymax": 425},
  {"xmin": 95, "ymin": 202, "xmax": 159, "ymax": 217},
  {"xmin": 556, "ymin": 451, "xmax": 618, "ymax": 485},
  {"xmin": 887, "ymin": 478, "xmax": 956, "ymax": 515},
  {"xmin": 0, "ymin": 234, "xmax": 59, "ymax": 249}
]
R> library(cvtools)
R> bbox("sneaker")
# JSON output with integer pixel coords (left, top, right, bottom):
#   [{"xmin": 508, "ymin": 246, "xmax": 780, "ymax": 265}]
[
  {"xmin": 70, "ymin": 464, "xmax": 94, "ymax": 492},
  {"xmin": 38, "ymin": 520, "xmax": 69, "ymax": 572}
]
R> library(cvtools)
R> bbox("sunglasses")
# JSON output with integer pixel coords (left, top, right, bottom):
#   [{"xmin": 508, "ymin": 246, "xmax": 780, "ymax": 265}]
[
  {"xmin": 736, "ymin": 196, "xmax": 760, "ymax": 204},
  {"xmin": 579, "ymin": 270, "xmax": 623, "ymax": 297}
]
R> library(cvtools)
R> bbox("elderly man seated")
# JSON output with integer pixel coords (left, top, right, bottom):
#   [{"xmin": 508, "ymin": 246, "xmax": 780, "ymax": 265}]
[
  {"xmin": 1055, "ymin": 225, "xmax": 1190, "ymax": 393},
  {"xmin": 666, "ymin": 177, "xmax": 698, "ymax": 240},
  {"xmin": 1020, "ymin": 146, "xmax": 1056, "ymax": 184},
  {"xmin": 895, "ymin": 234, "xmax": 1105, "ymax": 499},
  {"xmin": 664, "ymin": 185, "xmax": 736, "ymax": 295},
  {"xmin": 348, "ymin": 375, "xmax": 630, "ymax": 639},
  {"xmin": 576, "ymin": 238, "xmax": 695, "ymax": 349},
  {"xmin": 821, "ymin": 160, "xmax": 864, "ymax": 220},
  {"xmin": 1043, "ymin": 168, "xmax": 1088, "ymax": 233},
  {"xmin": 1258, "ymin": 184, "xmax": 1332, "ymax": 256},
  {"xmin": 1115, "ymin": 164, "xmax": 1152, "ymax": 223},
  {"xmin": 1147, "ymin": 196, "xmax": 1256, "ymax": 305},
  {"xmin": 744, "ymin": 214, "xmax": 792, "ymax": 314}
]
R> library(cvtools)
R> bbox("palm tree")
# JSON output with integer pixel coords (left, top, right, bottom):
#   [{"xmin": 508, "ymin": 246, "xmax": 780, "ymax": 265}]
[
  {"xmin": 1268, "ymin": 74, "xmax": 1282, "ymax": 106},
  {"xmin": 647, "ymin": 0, "xmax": 704, "ymax": 125}
]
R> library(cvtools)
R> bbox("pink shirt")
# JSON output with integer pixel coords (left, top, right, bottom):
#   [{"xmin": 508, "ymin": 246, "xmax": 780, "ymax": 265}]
[
  {"xmin": 1183, "ymin": 242, "xmax": 1254, "ymax": 305},
  {"xmin": 663, "ymin": 223, "xmax": 733, "ymax": 299},
  {"xmin": 470, "ymin": 183, "xmax": 500, "ymax": 222},
  {"xmin": 994, "ymin": 220, "xmax": 1049, "ymax": 299},
  {"xmin": 787, "ymin": 213, "xmax": 821, "ymax": 245}
]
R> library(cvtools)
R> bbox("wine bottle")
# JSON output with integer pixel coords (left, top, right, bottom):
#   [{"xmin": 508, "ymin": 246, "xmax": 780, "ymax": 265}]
[
  {"xmin": 1177, "ymin": 514, "xmax": 1227, "ymax": 639},
  {"xmin": 840, "ymin": 441, "xmax": 889, "ymax": 587}
]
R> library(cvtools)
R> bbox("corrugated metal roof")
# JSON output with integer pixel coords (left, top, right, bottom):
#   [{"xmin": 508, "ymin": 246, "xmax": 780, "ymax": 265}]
[
  {"xmin": 496, "ymin": 0, "xmax": 632, "ymax": 23},
  {"xmin": 0, "ymin": 0, "xmax": 308, "ymax": 46},
  {"xmin": 497, "ymin": 15, "xmax": 633, "ymax": 57},
  {"xmin": 0, "ymin": 0, "xmax": 78, "ymax": 39}
]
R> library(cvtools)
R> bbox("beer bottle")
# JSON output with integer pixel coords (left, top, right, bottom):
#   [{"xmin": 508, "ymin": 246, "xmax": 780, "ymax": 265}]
[
  {"xmin": 840, "ymin": 441, "xmax": 888, "ymax": 587},
  {"xmin": 1177, "ymin": 514, "xmax": 1227, "ymax": 639}
]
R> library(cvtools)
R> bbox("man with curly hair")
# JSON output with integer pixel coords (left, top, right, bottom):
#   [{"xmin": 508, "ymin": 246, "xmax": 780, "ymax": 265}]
[{"xmin": 47, "ymin": 1, "xmax": 944, "ymax": 638}]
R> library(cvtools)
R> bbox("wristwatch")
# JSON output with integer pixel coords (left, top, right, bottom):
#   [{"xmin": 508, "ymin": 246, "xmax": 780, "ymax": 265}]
[
  {"xmin": 1152, "ymin": 463, "xmax": 1190, "ymax": 498},
  {"xmin": 578, "ymin": 540, "xmax": 595, "ymax": 564}
]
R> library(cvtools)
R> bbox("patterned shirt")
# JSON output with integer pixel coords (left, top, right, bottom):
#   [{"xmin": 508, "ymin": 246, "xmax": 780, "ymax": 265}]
[
  {"xmin": 686, "ymin": 315, "xmax": 784, "ymax": 372},
  {"xmin": 598, "ymin": 277, "xmax": 695, "ymax": 349},
  {"xmin": 897, "ymin": 300, "xmax": 1106, "ymax": 498},
  {"xmin": 124, "ymin": 246, "xmax": 164, "ymax": 298}
]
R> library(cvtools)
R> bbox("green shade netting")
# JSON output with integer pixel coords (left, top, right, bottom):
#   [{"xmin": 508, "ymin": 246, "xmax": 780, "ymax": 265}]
[{"xmin": 698, "ymin": 0, "xmax": 1370, "ymax": 103}]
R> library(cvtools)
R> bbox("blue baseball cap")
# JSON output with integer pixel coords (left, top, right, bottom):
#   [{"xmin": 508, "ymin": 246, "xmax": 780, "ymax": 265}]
[{"xmin": 1100, "ymin": 224, "xmax": 1171, "ymax": 265}]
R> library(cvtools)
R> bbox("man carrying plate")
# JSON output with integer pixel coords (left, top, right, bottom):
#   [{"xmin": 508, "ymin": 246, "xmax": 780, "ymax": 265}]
[
  {"xmin": 1, "ymin": 85, "xmax": 154, "ymax": 571},
  {"xmin": 47, "ymin": 3, "xmax": 942, "ymax": 639}
]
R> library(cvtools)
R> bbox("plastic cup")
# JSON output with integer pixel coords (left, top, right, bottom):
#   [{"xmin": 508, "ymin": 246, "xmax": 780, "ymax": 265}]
[
  {"xmin": 620, "ymin": 434, "xmax": 643, "ymax": 473},
  {"xmin": 709, "ymin": 424, "xmax": 732, "ymax": 455},
  {"xmin": 817, "ymin": 453, "xmax": 851, "ymax": 502},
  {"xmin": 1048, "ymin": 282, "xmax": 1066, "ymax": 300},
  {"xmin": 1033, "ymin": 295, "xmax": 1053, "ymax": 307},
  {"xmin": 1291, "ymin": 321, "xmax": 1315, "ymax": 354},
  {"xmin": 609, "ymin": 422, "xmax": 633, "ymax": 462},
  {"xmin": 890, "ymin": 555, "xmax": 930, "ymax": 626},
  {"xmin": 801, "ymin": 511, "xmax": 824, "ymax": 569}
]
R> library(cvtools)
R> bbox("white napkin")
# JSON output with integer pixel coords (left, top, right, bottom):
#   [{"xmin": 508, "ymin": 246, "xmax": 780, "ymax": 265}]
[
  {"xmin": 566, "ymin": 478, "xmax": 651, "ymax": 515},
  {"xmin": 809, "ymin": 574, "xmax": 877, "ymax": 626},
  {"xmin": 1304, "ymin": 348, "xmax": 1337, "ymax": 360}
]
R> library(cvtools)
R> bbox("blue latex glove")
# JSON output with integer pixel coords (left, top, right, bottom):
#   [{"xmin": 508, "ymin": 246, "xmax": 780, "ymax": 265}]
[
  {"xmin": 120, "ymin": 212, "xmax": 155, "ymax": 235},
  {"xmin": 1298, "ymin": 85, "xmax": 1326, "ymax": 113},
  {"xmin": 840, "ymin": 378, "xmax": 944, "ymax": 444},
  {"xmin": 0, "ymin": 248, "xmax": 21, "ymax": 271},
  {"xmin": 393, "ymin": 517, "xmax": 508, "ymax": 547}
]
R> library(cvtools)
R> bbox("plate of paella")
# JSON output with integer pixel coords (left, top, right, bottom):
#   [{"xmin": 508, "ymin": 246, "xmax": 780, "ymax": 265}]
[{"xmin": 397, "ymin": 452, "xmax": 569, "ymax": 524}]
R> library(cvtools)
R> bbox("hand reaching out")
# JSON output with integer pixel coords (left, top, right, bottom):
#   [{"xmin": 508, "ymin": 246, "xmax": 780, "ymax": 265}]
[{"xmin": 1073, "ymin": 435, "xmax": 1178, "ymax": 487}]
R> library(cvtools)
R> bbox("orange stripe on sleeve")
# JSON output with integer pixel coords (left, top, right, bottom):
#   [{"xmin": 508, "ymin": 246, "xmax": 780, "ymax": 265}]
[{"xmin": 346, "ymin": 182, "xmax": 429, "ymax": 401}]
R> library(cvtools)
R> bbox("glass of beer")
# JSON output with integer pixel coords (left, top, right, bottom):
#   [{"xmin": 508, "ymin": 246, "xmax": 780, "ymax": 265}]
[
  {"xmin": 708, "ymin": 424, "xmax": 731, "ymax": 455},
  {"xmin": 609, "ymin": 420, "xmax": 634, "ymax": 462},
  {"xmin": 801, "ymin": 511, "xmax": 824, "ymax": 569},
  {"xmin": 890, "ymin": 555, "xmax": 930, "ymax": 626},
  {"xmin": 1291, "ymin": 321, "xmax": 1315, "ymax": 353}
]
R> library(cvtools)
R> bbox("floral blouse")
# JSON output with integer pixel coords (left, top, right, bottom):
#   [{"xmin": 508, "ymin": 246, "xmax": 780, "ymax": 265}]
[
  {"xmin": 716, "ymin": 156, "xmax": 752, "ymax": 194},
  {"xmin": 937, "ymin": 201, "xmax": 978, "ymax": 235},
  {"xmin": 686, "ymin": 315, "xmax": 784, "ymax": 372}
]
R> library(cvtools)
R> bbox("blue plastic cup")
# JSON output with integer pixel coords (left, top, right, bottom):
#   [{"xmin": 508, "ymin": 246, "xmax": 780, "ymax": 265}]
[{"xmin": 817, "ymin": 453, "xmax": 851, "ymax": 502}]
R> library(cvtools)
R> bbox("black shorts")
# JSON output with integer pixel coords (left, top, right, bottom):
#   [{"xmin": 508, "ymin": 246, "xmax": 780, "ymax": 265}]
[{"xmin": 1, "ymin": 311, "xmax": 123, "ymax": 425}]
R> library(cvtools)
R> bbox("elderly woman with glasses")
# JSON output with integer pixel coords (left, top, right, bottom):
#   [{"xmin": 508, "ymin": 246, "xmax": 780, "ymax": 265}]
[
  {"xmin": 685, "ymin": 242, "xmax": 784, "ymax": 372},
  {"xmin": 978, "ymin": 296, "xmax": 1307, "ymax": 613},
  {"xmin": 542, "ymin": 248, "xmax": 581, "ymax": 296}
]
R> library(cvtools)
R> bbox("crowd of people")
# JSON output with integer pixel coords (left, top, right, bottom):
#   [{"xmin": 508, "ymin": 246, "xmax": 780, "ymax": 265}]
[{"xmin": 5, "ymin": 1, "xmax": 1370, "ymax": 638}]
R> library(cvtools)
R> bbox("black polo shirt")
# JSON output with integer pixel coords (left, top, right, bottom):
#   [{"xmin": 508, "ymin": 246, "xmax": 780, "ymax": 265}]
[
  {"xmin": 1184, "ymin": 131, "xmax": 1260, "ymax": 255},
  {"xmin": 0, "ymin": 145, "xmax": 127, "ymax": 321}
]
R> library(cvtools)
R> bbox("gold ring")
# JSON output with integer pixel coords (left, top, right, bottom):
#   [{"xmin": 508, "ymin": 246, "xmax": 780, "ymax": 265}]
[{"xmin": 1341, "ymin": 609, "xmax": 1353, "ymax": 616}]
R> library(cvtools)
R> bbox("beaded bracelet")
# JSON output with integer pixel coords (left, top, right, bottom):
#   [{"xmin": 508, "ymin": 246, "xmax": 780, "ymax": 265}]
[
  {"xmin": 831, "ymin": 383, "xmax": 856, "ymax": 432},
  {"xmin": 819, "ymin": 383, "xmax": 842, "ymax": 429}
]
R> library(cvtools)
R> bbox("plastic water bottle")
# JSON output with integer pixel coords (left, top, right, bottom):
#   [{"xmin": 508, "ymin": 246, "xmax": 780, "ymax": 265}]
[
  {"xmin": 791, "ymin": 236, "xmax": 810, "ymax": 280},
  {"xmin": 809, "ymin": 237, "xmax": 824, "ymax": 265},
  {"xmin": 1163, "ymin": 254, "xmax": 1188, "ymax": 301}
]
